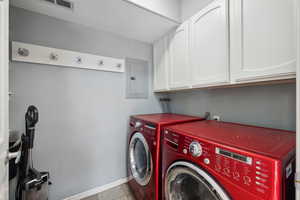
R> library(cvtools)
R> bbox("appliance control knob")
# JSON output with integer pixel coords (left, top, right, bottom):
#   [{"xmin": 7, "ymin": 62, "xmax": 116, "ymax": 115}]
[
  {"xmin": 189, "ymin": 141, "xmax": 202, "ymax": 157},
  {"xmin": 204, "ymin": 158, "xmax": 210, "ymax": 165},
  {"xmin": 135, "ymin": 121, "xmax": 142, "ymax": 128}
]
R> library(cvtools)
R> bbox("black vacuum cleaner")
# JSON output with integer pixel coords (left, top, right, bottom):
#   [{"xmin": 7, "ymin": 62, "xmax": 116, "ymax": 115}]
[{"xmin": 16, "ymin": 106, "xmax": 50, "ymax": 200}]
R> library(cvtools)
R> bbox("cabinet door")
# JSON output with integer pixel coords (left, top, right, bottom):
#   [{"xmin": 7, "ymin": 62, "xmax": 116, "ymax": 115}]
[
  {"xmin": 153, "ymin": 36, "xmax": 169, "ymax": 91},
  {"xmin": 230, "ymin": 0, "xmax": 296, "ymax": 83},
  {"xmin": 190, "ymin": 0, "xmax": 229, "ymax": 88},
  {"xmin": 169, "ymin": 22, "xmax": 190, "ymax": 90}
]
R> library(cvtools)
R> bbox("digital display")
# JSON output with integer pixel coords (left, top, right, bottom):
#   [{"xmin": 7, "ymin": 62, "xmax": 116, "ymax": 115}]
[
  {"xmin": 232, "ymin": 153, "xmax": 247, "ymax": 162},
  {"xmin": 219, "ymin": 149, "xmax": 232, "ymax": 157},
  {"xmin": 216, "ymin": 147, "xmax": 252, "ymax": 165},
  {"xmin": 165, "ymin": 139, "xmax": 178, "ymax": 150}
]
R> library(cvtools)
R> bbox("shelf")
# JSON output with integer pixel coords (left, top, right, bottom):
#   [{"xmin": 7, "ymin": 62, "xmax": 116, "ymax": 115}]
[{"xmin": 10, "ymin": 0, "xmax": 180, "ymax": 43}]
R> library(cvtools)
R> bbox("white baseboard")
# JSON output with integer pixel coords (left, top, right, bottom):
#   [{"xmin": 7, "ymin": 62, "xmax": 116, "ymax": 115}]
[{"xmin": 63, "ymin": 177, "xmax": 131, "ymax": 200}]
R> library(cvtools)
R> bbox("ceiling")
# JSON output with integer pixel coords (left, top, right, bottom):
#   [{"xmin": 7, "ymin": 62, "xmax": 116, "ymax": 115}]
[{"xmin": 10, "ymin": 0, "xmax": 180, "ymax": 43}]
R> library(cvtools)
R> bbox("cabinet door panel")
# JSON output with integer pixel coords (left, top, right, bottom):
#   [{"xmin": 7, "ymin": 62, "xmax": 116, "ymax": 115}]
[
  {"xmin": 231, "ymin": 0, "xmax": 296, "ymax": 82},
  {"xmin": 169, "ymin": 22, "xmax": 190, "ymax": 89},
  {"xmin": 153, "ymin": 36, "xmax": 169, "ymax": 91},
  {"xmin": 190, "ymin": 0, "xmax": 229, "ymax": 87}
]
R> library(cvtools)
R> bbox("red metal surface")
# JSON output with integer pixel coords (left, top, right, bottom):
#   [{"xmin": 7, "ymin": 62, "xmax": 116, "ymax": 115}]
[
  {"xmin": 162, "ymin": 121, "xmax": 296, "ymax": 200},
  {"xmin": 165, "ymin": 120, "xmax": 295, "ymax": 159},
  {"xmin": 128, "ymin": 113, "xmax": 204, "ymax": 200},
  {"xmin": 132, "ymin": 113, "xmax": 201, "ymax": 125},
  {"xmin": 128, "ymin": 120, "xmax": 157, "ymax": 199}
]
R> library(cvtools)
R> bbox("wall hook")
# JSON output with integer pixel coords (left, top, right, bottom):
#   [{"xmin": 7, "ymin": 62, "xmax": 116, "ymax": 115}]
[
  {"xmin": 49, "ymin": 53, "xmax": 59, "ymax": 61},
  {"xmin": 12, "ymin": 41, "xmax": 125, "ymax": 73},
  {"xmin": 76, "ymin": 57, "xmax": 82, "ymax": 64},
  {"xmin": 17, "ymin": 48, "xmax": 29, "ymax": 57}
]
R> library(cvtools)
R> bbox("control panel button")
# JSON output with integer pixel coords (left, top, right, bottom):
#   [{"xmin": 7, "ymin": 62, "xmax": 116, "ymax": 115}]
[
  {"xmin": 256, "ymin": 171, "xmax": 268, "ymax": 178},
  {"xmin": 223, "ymin": 168, "xmax": 231, "ymax": 177},
  {"xmin": 215, "ymin": 164, "xmax": 221, "ymax": 171},
  {"xmin": 255, "ymin": 176, "xmax": 267, "ymax": 182},
  {"xmin": 243, "ymin": 176, "xmax": 252, "ymax": 186},
  {"xmin": 204, "ymin": 158, "xmax": 210, "ymax": 165},
  {"xmin": 135, "ymin": 121, "xmax": 142, "ymax": 128},
  {"xmin": 233, "ymin": 172, "xmax": 240, "ymax": 180},
  {"xmin": 183, "ymin": 149, "xmax": 188, "ymax": 154},
  {"xmin": 189, "ymin": 141, "xmax": 203, "ymax": 157},
  {"xmin": 256, "ymin": 161, "xmax": 261, "ymax": 165}
]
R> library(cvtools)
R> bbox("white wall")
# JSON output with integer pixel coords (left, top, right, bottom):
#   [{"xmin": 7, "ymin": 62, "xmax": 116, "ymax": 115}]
[
  {"xmin": 180, "ymin": 0, "xmax": 214, "ymax": 21},
  {"xmin": 126, "ymin": 0, "xmax": 181, "ymax": 21},
  {"xmin": 9, "ymin": 7, "xmax": 162, "ymax": 200}
]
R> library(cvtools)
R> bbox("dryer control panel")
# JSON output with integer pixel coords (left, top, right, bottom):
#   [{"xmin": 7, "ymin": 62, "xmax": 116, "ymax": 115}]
[
  {"xmin": 163, "ymin": 130, "xmax": 276, "ymax": 200},
  {"xmin": 130, "ymin": 119, "xmax": 157, "ymax": 141}
]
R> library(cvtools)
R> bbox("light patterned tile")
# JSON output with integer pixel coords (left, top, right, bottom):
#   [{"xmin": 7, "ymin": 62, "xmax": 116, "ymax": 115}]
[
  {"xmin": 82, "ymin": 183, "xmax": 136, "ymax": 200},
  {"xmin": 82, "ymin": 194, "xmax": 99, "ymax": 200},
  {"xmin": 99, "ymin": 185, "xmax": 125, "ymax": 200}
]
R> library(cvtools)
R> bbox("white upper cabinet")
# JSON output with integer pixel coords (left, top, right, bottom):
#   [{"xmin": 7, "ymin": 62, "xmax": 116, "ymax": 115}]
[
  {"xmin": 169, "ymin": 22, "xmax": 191, "ymax": 89},
  {"xmin": 230, "ymin": 0, "xmax": 296, "ymax": 83},
  {"xmin": 153, "ymin": 0, "xmax": 297, "ymax": 92},
  {"xmin": 153, "ymin": 35, "xmax": 169, "ymax": 91},
  {"xmin": 189, "ymin": 0, "xmax": 229, "ymax": 88}
]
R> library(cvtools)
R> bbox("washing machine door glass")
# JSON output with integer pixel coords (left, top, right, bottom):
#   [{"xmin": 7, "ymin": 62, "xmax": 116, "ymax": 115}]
[
  {"xmin": 129, "ymin": 132, "xmax": 153, "ymax": 186},
  {"xmin": 165, "ymin": 162, "xmax": 230, "ymax": 200}
]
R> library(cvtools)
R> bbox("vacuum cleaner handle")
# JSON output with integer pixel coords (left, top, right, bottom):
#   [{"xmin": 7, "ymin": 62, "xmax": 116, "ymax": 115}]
[
  {"xmin": 25, "ymin": 105, "xmax": 39, "ymax": 128},
  {"xmin": 25, "ymin": 105, "xmax": 39, "ymax": 149}
]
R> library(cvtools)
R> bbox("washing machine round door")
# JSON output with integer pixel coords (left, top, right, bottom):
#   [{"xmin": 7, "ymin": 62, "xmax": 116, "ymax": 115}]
[
  {"xmin": 129, "ymin": 132, "xmax": 153, "ymax": 186},
  {"xmin": 165, "ymin": 162, "xmax": 231, "ymax": 200}
]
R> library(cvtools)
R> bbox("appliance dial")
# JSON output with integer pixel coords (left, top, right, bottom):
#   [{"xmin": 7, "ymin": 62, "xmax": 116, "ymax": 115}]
[
  {"xmin": 135, "ymin": 121, "xmax": 142, "ymax": 128},
  {"xmin": 189, "ymin": 141, "xmax": 202, "ymax": 157}
]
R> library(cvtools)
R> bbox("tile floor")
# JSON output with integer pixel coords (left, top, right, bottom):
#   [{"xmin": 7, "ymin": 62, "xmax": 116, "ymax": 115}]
[{"xmin": 82, "ymin": 183, "xmax": 136, "ymax": 200}]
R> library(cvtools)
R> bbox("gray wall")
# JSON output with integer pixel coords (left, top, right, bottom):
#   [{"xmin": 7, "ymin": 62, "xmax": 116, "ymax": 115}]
[
  {"xmin": 169, "ymin": 83, "xmax": 296, "ymax": 131},
  {"xmin": 9, "ymin": 7, "xmax": 162, "ymax": 200}
]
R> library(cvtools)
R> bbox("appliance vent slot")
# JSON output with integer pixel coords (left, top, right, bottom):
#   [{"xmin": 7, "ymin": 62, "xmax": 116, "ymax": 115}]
[
  {"xmin": 43, "ymin": 0, "xmax": 74, "ymax": 10},
  {"xmin": 56, "ymin": 0, "xmax": 73, "ymax": 9},
  {"xmin": 44, "ymin": 0, "xmax": 55, "ymax": 3}
]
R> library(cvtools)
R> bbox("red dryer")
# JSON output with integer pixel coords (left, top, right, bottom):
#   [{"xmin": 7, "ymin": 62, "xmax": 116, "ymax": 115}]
[
  {"xmin": 127, "ymin": 114, "xmax": 204, "ymax": 200},
  {"xmin": 162, "ymin": 120, "xmax": 296, "ymax": 200}
]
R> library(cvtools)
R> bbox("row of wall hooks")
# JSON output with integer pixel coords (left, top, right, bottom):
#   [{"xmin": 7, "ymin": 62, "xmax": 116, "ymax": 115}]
[{"xmin": 11, "ymin": 41, "xmax": 125, "ymax": 73}]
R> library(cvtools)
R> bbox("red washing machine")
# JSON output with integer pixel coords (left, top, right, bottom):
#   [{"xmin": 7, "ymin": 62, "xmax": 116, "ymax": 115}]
[
  {"xmin": 127, "ymin": 114, "xmax": 204, "ymax": 200},
  {"xmin": 162, "ymin": 120, "xmax": 296, "ymax": 200}
]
